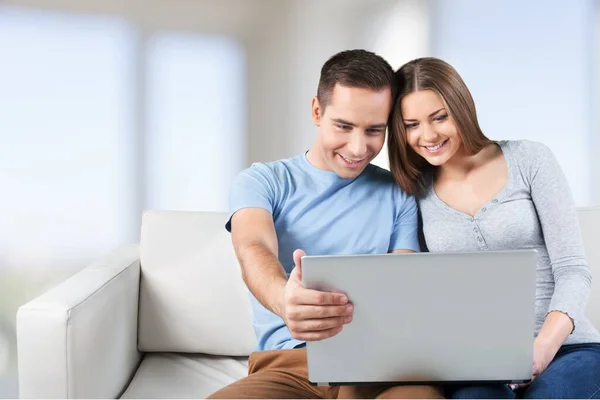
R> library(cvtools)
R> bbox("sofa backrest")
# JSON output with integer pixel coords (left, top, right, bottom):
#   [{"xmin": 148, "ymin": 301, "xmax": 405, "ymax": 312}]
[
  {"xmin": 138, "ymin": 210, "xmax": 256, "ymax": 356},
  {"xmin": 137, "ymin": 207, "xmax": 599, "ymax": 356}
]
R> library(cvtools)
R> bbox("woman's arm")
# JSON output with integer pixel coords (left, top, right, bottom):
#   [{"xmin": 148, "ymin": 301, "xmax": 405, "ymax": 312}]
[{"xmin": 526, "ymin": 141, "xmax": 591, "ymax": 368}]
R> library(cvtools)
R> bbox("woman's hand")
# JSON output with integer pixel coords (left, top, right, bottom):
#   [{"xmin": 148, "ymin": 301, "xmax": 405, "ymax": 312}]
[
  {"xmin": 532, "ymin": 337, "xmax": 556, "ymax": 376},
  {"xmin": 509, "ymin": 338, "xmax": 555, "ymax": 390},
  {"xmin": 509, "ymin": 311, "xmax": 571, "ymax": 391}
]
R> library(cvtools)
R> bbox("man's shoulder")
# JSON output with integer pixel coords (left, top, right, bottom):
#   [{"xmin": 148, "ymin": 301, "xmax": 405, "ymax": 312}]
[
  {"xmin": 360, "ymin": 163, "xmax": 390, "ymax": 180},
  {"xmin": 238, "ymin": 154, "xmax": 303, "ymax": 182},
  {"xmin": 355, "ymin": 164, "xmax": 416, "ymax": 209},
  {"xmin": 361, "ymin": 164, "xmax": 404, "ymax": 191}
]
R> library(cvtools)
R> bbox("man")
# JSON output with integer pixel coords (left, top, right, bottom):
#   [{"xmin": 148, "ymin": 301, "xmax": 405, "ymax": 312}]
[{"xmin": 208, "ymin": 49, "xmax": 443, "ymax": 399}]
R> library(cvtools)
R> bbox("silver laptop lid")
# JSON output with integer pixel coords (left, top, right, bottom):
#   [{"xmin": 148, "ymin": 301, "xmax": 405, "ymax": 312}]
[{"xmin": 302, "ymin": 250, "xmax": 537, "ymax": 386}]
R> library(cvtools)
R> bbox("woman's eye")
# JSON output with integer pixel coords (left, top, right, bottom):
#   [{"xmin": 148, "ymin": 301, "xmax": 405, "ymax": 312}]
[
  {"xmin": 434, "ymin": 114, "xmax": 448, "ymax": 122},
  {"xmin": 404, "ymin": 123, "xmax": 418, "ymax": 129}
]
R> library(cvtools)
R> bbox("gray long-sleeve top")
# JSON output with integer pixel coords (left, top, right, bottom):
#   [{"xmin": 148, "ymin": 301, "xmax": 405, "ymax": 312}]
[{"xmin": 418, "ymin": 140, "xmax": 600, "ymax": 345}]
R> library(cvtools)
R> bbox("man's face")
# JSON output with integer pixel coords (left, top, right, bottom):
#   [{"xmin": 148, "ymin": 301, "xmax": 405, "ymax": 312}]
[{"xmin": 311, "ymin": 84, "xmax": 392, "ymax": 179}]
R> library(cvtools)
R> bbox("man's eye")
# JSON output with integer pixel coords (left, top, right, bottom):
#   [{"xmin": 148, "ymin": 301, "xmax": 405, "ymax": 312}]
[
  {"xmin": 367, "ymin": 129, "xmax": 384, "ymax": 135},
  {"xmin": 336, "ymin": 125, "xmax": 351, "ymax": 130}
]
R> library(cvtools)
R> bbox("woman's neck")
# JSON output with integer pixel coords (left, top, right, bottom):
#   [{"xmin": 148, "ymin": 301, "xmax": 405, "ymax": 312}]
[{"xmin": 436, "ymin": 143, "xmax": 498, "ymax": 181}]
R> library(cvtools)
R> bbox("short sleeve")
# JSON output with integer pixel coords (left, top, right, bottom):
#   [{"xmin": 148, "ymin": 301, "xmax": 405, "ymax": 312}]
[
  {"xmin": 226, "ymin": 163, "xmax": 276, "ymax": 232},
  {"xmin": 389, "ymin": 190, "xmax": 420, "ymax": 252}
]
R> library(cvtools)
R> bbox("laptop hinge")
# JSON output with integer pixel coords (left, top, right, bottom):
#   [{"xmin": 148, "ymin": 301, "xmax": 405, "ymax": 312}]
[{"xmin": 316, "ymin": 382, "xmax": 329, "ymax": 387}]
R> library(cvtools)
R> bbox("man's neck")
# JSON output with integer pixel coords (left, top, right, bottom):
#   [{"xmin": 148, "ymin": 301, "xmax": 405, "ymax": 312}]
[{"xmin": 305, "ymin": 145, "xmax": 331, "ymax": 171}]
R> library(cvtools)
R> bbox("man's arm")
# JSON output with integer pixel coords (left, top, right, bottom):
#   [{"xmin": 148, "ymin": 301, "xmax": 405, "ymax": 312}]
[
  {"xmin": 230, "ymin": 207, "xmax": 352, "ymax": 341},
  {"xmin": 230, "ymin": 208, "xmax": 287, "ymax": 316},
  {"xmin": 389, "ymin": 191, "xmax": 421, "ymax": 253}
]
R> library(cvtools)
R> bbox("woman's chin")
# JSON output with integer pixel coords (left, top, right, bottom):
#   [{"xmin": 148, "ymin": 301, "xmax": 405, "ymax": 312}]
[{"xmin": 420, "ymin": 153, "xmax": 448, "ymax": 167}]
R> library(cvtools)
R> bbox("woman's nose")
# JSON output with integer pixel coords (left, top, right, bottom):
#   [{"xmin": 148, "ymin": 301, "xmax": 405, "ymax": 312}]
[{"xmin": 421, "ymin": 123, "xmax": 438, "ymax": 142}]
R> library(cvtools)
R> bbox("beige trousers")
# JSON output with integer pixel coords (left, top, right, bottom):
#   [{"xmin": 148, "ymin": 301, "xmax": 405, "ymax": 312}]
[{"xmin": 207, "ymin": 349, "xmax": 444, "ymax": 399}]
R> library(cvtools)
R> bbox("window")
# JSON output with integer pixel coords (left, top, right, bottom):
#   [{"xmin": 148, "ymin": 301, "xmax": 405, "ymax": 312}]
[
  {"xmin": 145, "ymin": 33, "xmax": 246, "ymax": 211},
  {"xmin": 0, "ymin": 6, "xmax": 137, "ymax": 269},
  {"xmin": 432, "ymin": 0, "xmax": 596, "ymax": 206}
]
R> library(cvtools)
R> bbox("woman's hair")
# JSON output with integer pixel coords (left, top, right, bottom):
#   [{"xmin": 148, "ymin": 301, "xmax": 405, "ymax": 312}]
[{"xmin": 388, "ymin": 57, "xmax": 493, "ymax": 195}]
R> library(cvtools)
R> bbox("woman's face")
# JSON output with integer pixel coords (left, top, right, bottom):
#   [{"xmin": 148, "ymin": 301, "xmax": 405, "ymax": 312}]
[{"xmin": 400, "ymin": 89, "xmax": 462, "ymax": 166}]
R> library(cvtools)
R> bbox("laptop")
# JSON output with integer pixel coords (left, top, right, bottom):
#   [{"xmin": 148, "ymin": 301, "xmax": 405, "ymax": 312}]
[{"xmin": 301, "ymin": 250, "xmax": 538, "ymax": 386}]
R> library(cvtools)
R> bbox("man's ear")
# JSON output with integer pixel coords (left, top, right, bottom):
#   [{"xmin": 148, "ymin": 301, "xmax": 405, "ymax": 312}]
[{"xmin": 311, "ymin": 96, "xmax": 322, "ymax": 127}]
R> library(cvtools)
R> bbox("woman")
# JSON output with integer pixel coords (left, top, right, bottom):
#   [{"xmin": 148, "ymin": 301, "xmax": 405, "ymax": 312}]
[{"xmin": 388, "ymin": 57, "xmax": 600, "ymax": 399}]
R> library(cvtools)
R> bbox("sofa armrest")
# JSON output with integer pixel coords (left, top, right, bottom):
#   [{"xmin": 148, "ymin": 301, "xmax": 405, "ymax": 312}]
[{"xmin": 17, "ymin": 244, "xmax": 142, "ymax": 399}]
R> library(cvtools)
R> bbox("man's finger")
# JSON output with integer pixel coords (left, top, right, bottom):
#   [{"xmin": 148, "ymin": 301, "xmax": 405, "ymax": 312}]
[
  {"xmin": 292, "ymin": 249, "xmax": 306, "ymax": 278},
  {"xmin": 289, "ymin": 304, "xmax": 353, "ymax": 320},
  {"xmin": 288, "ymin": 266, "xmax": 302, "ymax": 284},
  {"xmin": 294, "ymin": 316, "xmax": 348, "ymax": 332},
  {"xmin": 292, "ymin": 326, "xmax": 344, "ymax": 342},
  {"xmin": 294, "ymin": 288, "xmax": 348, "ymax": 306}
]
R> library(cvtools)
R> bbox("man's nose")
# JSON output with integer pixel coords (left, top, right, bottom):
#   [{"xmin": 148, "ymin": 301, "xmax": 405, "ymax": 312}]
[{"xmin": 347, "ymin": 132, "xmax": 367, "ymax": 157}]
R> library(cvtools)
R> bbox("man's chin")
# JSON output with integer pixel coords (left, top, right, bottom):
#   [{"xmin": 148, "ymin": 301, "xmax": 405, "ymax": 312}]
[{"xmin": 334, "ymin": 165, "xmax": 368, "ymax": 179}]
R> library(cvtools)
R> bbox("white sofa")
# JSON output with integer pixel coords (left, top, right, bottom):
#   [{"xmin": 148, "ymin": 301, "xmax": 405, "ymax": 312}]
[{"xmin": 16, "ymin": 207, "xmax": 600, "ymax": 399}]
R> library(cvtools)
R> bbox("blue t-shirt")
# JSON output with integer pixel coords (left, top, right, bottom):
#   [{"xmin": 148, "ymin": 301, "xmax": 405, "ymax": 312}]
[{"xmin": 227, "ymin": 152, "xmax": 419, "ymax": 351}]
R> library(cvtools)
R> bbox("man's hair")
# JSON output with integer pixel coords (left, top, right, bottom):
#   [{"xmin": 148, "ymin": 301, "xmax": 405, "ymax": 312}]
[
  {"xmin": 316, "ymin": 49, "xmax": 396, "ymax": 110},
  {"xmin": 388, "ymin": 57, "xmax": 493, "ymax": 195}
]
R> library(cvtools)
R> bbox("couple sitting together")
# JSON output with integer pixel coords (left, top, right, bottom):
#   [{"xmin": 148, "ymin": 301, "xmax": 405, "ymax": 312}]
[{"xmin": 208, "ymin": 49, "xmax": 600, "ymax": 399}]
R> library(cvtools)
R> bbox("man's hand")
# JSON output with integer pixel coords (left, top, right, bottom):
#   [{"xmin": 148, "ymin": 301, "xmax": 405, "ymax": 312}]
[{"xmin": 281, "ymin": 249, "xmax": 353, "ymax": 341}]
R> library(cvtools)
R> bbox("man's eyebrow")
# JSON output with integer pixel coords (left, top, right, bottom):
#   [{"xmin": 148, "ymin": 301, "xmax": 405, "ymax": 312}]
[
  {"xmin": 331, "ymin": 118, "xmax": 387, "ymax": 129},
  {"xmin": 331, "ymin": 118, "xmax": 356, "ymax": 127},
  {"xmin": 403, "ymin": 107, "xmax": 446, "ymax": 122}
]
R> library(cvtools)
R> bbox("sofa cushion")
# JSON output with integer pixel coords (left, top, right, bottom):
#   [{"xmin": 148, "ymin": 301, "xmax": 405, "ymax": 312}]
[
  {"xmin": 120, "ymin": 353, "xmax": 248, "ymax": 399},
  {"xmin": 138, "ymin": 210, "xmax": 256, "ymax": 355}
]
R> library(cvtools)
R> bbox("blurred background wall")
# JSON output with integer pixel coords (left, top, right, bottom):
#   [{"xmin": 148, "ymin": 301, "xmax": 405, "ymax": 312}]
[{"xmin": 0, "ymin": 0, "xmax": 598, "ymax": 397}]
